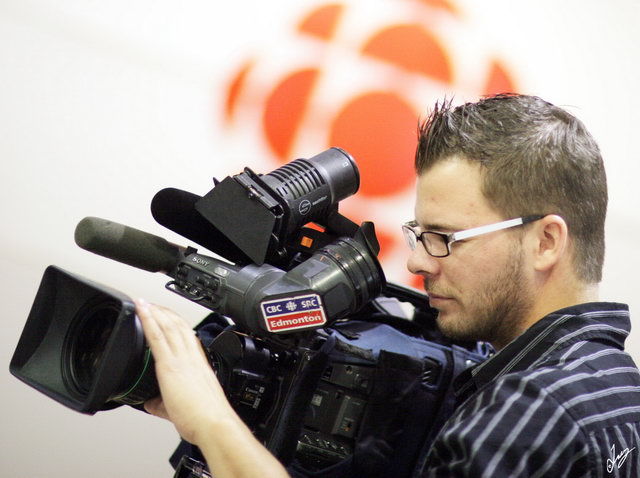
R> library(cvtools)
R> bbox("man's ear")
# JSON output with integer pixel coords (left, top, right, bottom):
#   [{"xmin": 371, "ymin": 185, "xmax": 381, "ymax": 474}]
[{"xmin": 531, "ymin": 214, "xmax": 569, "ymax": 272}]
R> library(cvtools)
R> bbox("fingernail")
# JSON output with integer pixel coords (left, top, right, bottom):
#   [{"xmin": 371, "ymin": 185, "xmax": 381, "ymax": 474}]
[{"xmin": 135, "ymin": 298, "xmax": 150, "ymax": 311}]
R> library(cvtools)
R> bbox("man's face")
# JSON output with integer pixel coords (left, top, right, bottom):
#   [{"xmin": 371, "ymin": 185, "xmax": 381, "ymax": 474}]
[{"xmin": 407, "ymin": 157, "xmax": 535, "ymax": 350}]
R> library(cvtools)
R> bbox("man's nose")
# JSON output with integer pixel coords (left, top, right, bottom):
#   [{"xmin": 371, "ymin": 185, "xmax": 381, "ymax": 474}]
[{"xmin": 406, "ymin": 245, "xmax": 442, "ymax": 278}]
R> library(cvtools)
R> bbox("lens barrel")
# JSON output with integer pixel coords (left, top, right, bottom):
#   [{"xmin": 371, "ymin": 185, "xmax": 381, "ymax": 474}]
[
  {"xmin": 63, "ymin": 300, "xmax": 121, "ymax": 397},
  {"xmin": 61, "ymin": 296, "xmax": 160, "ymax": 407}
]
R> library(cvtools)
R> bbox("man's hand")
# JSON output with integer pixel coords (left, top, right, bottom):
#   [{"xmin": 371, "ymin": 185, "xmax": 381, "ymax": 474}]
[
  {"xmin": 135, "ymin": 299, "xmax": 233, "ymax": 444},
  {"xmin": 135, "ymin": 299, "xmax": 290, "ymax": 478}
]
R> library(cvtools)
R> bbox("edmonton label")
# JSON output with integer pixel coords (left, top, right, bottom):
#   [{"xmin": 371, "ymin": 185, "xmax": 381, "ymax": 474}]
[{"xmin": 260, "ymin": 294, "xmax": 326, "ymax": 332}]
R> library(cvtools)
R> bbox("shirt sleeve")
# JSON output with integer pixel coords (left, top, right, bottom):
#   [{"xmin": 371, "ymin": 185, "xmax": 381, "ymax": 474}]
[{"xmin": 421, "ymin": 373, "xmax": 590, "ymax": 477}]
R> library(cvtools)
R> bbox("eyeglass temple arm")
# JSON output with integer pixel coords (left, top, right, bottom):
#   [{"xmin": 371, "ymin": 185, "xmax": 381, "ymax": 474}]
[{"xmin": 451, "ymin": 215, "xmax": 544, "ymax": 242}]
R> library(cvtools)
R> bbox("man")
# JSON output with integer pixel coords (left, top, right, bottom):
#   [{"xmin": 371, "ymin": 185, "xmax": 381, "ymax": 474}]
[
  {"xmin": 137, "ymin": 94, "xmax": 640, "ymax": 477},
  {"xmin": 405, "ymin": 94, "xmax": 640, "ymax": 476}
]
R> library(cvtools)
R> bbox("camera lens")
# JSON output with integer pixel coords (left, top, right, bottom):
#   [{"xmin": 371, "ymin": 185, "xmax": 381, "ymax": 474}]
[
  {"xmin": 62, "ymin": 298, "xmax": 159, "ymax": 406},
  {"xmin": 63, "ymin": 300, "xmax": 120, "ymax": 396}
]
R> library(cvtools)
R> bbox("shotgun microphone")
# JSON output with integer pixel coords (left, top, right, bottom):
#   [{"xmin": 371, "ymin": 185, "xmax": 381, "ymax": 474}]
[{"xmin": 74, "ymin": 217, "xmax": 184, "ymax": 273}]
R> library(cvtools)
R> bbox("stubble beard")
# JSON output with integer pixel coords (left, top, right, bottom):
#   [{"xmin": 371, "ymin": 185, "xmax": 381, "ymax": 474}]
[{"xmin": 428, "ymin": 242, "xmax": 534, "ymax": 350}]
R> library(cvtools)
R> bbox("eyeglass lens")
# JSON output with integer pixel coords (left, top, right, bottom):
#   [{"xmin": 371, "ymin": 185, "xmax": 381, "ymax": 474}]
[
  {"xmin": 402, "ymin": 225, "xmax": 417, "ymax": 249},
  {"xmin": 403, "ymin": 226, "xmax": 448, "ymax": 257},
  {"xmin": 422, "ymin": 232, "xmax": 448, "ymax": 257}
]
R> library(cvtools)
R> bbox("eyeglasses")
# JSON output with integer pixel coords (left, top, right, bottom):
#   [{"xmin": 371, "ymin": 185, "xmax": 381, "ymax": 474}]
[{"xmin": 402, "ymin": 215, "xmax": 545, "ymax": 258}]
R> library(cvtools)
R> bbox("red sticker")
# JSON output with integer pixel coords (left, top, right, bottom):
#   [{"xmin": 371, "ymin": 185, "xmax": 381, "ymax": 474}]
[{"xmin": 261, "ymin": 294, "xmax": 327, "ymax": 333}]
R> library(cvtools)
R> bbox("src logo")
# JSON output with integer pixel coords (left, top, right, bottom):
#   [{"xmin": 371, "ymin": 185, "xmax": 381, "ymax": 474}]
[
  {"xmin": 221, "ymin": 0, "xmax": 518, "ymax": 287},
  {"xmin": 261, "ymin": 294, "xmax": 327, "ymax": 333}
]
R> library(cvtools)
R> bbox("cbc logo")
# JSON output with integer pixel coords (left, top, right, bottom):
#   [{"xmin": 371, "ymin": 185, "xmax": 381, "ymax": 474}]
[{"xmin": 222, "ymin": 0, "xmax": 518, "ymax": 286}]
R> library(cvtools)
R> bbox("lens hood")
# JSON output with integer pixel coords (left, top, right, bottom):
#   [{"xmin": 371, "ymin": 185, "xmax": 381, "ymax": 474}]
[{"xmin": 10, "ymin": 266, "xmax": 154, "ymax": 414}]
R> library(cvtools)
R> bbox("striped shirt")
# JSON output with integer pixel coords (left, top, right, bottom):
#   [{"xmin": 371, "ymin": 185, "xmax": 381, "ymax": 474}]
[{"xmin": 420, "ymin": 302, "xmax": 640, "ymax": 478}]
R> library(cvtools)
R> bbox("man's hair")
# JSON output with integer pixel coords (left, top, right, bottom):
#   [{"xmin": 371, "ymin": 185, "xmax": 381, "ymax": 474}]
[{"xmin": 415, "ymin": 93, "xmax": 607, "ymax": 283}]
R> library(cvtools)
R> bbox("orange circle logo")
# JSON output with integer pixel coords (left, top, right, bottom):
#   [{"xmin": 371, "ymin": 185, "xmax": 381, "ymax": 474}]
[{"xmin": 221, "ymin": 0, "xmax": 518, "ymax": 286}]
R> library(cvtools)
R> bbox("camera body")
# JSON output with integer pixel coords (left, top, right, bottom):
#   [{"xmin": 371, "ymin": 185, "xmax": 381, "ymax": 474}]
[
  {"xmin": 10, "ymin": 148, "xmax": 489, "ymax": 477},
  {"xmin": 196, "ymin": 311, "xmax": 488, "ymax": 476}
]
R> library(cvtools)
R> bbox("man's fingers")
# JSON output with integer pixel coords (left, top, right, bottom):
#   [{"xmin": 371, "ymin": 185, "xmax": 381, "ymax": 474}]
[
  {"xmin": 135, "ymin": 299, "xmax": 198, "ymax": 354},
  {"xmin": 135, "ymin": 299, "xmax": 166, "ymax": 347},
  {"xmin": 144, "ymin": 396, "xmax": 169, "ymax": 420}
]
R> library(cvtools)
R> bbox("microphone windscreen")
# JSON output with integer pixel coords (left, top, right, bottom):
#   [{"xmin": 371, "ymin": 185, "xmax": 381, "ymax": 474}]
[
  {"xmin": 74, "ymin": 217, "xmax": 183, "ymax": 273},
  {"xmin": 150, "ymin": 188, "xmax": 249, "ymax": 264}
]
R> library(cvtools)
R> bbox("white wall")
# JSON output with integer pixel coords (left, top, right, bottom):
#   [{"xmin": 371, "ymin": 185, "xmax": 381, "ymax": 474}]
[{"xmin": 1, "ymin": 1, "xmax": 638, "ymax": 476}]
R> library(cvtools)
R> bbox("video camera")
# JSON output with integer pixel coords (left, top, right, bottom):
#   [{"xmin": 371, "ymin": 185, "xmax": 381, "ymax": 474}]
[{"xmin": 10, "ymin": 148, "xmax": 489, "ymax": 477}]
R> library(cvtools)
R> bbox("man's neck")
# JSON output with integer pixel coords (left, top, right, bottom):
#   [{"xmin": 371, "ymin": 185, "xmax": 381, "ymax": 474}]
[
  {"xmin": 491, "ymin": 280, "xmax": 600, "ymax": 352},
  {"xmin": 525, "ymin": 281, "xmax": 600, "ymax": 331}
]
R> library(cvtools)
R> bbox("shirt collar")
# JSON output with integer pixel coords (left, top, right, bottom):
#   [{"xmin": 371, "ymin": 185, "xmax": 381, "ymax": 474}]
[{"xmin": 454, "ymin": 302, "xmax": 630, "ymax": 402}]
